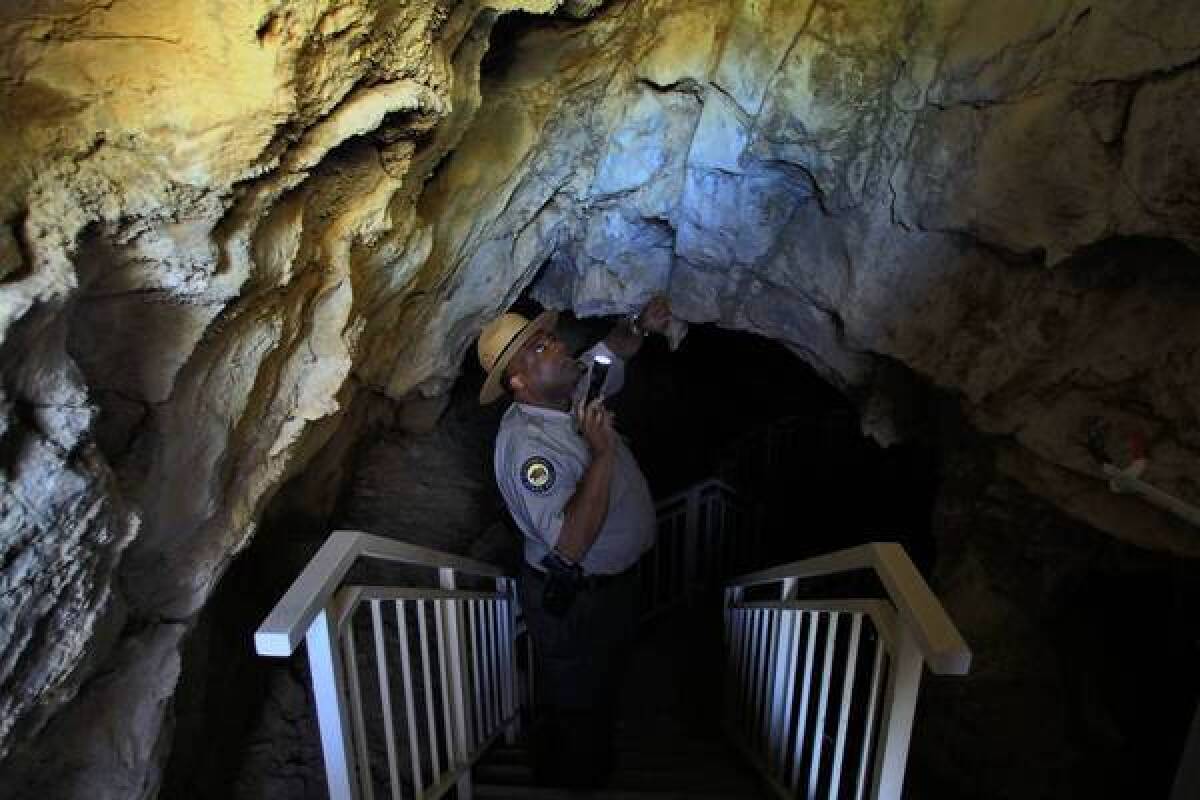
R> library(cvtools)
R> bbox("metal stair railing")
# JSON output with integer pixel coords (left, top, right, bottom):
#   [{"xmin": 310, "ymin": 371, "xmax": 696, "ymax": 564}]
[
  {"xmin": 254, "ymin": 485, "xmax": 955, "ymax": 800},
  {"xmin": 255, "ymin": 531, "xmax": 527, "ymax": 800},
  {"xmin": 643, "ymin": 478, "xmax": 762, "ymax": 620},
  {"xmin": 724, "ymin": 543, "xmax": 971, "ymax": 800}
]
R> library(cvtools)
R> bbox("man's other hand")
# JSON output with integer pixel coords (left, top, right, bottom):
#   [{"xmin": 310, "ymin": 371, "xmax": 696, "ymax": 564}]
[
  {"xmin": 638, "ymin": 295, "xmax": 672, "ymax": 335},
  {"xmin": 580, "ymin": 398, "xmax": 616, "ymax": 457}
]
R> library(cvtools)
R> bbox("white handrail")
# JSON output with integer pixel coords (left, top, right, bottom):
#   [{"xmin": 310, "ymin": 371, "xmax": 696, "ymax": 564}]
[
  {"xmin": 653, "ymin": 477, "xmax": 737, "ymax": 510},
  {"xmin": 728, "ymin": 542, "xmax": 971, "ymax": 675},
  {"xmin": 255, "ymin": 530, "xmax": 509, "ymax": 657},
  {"xmin": 1103, "ymin": 463, "xmax": 1200, "ymax": 528},
  {"xmin": 724, "ymin": 542, "xmax": 969, "ymax": 800}
]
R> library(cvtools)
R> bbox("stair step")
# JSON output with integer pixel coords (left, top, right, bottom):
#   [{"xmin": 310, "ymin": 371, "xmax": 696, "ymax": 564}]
[
  {"xmin": 607, "ymin": 766, "xmax": 759, "ymax": 793},
  {"xmin": 613, "ymin": 739, "xmax": 731, "ymax": 756},
  {"xmin": 483, "ymin": 746, "xmax": 532, "ymax": 765},
  {"xmin": 476, "ymin": 762, "xmax": 536, "ymax": 785},
  {"xmin": 613, "ymin": 750, "xmax": 746, "ymax": 770},
  {"xmin": 474, "ymin": 785, "xmax": 757, "ymax": 799},
  {"xmin": 480, "ymin": 741, "xmax": 746, "ymax": 770},
  {"xmin": 475, "ymin": 763, "xmax": 754, "ymax": 791}
]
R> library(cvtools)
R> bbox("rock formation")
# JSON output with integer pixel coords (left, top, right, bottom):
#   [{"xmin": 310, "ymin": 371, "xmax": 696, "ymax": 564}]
[{"xmin": 0, "ymin": 0, "xmax": 1197, "ymax": 797}]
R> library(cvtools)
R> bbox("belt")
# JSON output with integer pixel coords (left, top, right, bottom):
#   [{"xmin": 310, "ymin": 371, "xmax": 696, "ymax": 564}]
[{"xmin": 525, "ymin": 563, "xmax": 636, "ymax": 591}]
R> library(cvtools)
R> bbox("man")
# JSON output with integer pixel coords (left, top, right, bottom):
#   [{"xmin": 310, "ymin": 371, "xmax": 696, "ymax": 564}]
[{"xmin": 476, "ymin": 298, "xmax": 673, "ymax": 787}]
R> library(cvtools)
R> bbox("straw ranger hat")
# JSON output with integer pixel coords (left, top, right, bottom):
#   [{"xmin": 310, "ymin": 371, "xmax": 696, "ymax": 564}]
[{"xmin": 477, "ymin": 309, "xmax": 559, "ymax": 404}]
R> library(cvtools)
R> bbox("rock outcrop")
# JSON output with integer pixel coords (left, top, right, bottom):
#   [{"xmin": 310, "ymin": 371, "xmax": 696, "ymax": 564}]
[{"xmin": 0, "ymin": 0, "xmax": 1197, "ymax": 798}]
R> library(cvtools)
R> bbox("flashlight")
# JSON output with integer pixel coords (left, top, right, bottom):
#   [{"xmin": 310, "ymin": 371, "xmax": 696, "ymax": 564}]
[{"xmin": 584, "ymin": 354, "xmax": 612, "ymax": 408}]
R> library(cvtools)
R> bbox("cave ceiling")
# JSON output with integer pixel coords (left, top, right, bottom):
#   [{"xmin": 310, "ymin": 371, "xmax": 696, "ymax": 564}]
[{"xmin": 0, "ymin": 0, "xmax": 1198, "ymax": 797}]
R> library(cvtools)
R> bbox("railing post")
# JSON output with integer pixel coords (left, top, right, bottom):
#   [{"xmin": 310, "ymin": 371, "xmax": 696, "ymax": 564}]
[
  {"xmin": 767, "ymin": 608, "xmax": 798, "ymax": 775},
  {"xmin": 498, "ymin": 577, "xmax": 519, "ymax": 744},
  {"xmin": 870, "ymin": 626, "xmax": 924, "ymax": 800},
  {"xmin": 724, "ymin": 586, "xmax": 744, "ymax": 645},
  {"xmin": 768, "ymin": 577, "xmax": 800, "ymax": 775},
  {"xmin": 439, "ymin": 568, "xmax": 473, "ymax": 800},
  {"xmin": 305, "ymin": 606, "xmax": 360, "ymax": 800},
  {"xmin": 684, "ymin": 487, "xmax": 701, "ymax": 606}
]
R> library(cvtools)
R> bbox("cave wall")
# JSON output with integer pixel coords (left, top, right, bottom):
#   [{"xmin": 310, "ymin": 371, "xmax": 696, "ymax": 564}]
[
  {"xmin": 0, "ymin": 1, "xmax": 553, "ymax": 796},
  {"xmin": 424, "ymin": 0, "xmax": 1200, "ymax": 558},
  {"xmin": 0, "ymin": 1, "xmax": 1198, "ymax": 798}
]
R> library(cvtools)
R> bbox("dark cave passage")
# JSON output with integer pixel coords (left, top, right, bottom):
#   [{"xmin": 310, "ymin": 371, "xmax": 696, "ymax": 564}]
[{"xmin": 526, "ymin": 313, "xmax": 943, "ymax": 572}]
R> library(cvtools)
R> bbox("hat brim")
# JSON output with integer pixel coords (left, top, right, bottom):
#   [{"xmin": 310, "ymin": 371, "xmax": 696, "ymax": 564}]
[{"xmin": 479, "ymin": 309, "xmax": 559, "ymax": 404}]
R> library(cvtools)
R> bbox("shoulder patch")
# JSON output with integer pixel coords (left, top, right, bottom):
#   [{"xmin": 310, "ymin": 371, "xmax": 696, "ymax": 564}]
[{"xmin": 520, "ymin": 456, "xmax": 556, "ymax": 494}]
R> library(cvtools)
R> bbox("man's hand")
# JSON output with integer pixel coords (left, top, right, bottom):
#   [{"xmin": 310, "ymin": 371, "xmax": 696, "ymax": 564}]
[
  {"xmin": 637, "ymin": 295, "xmax": 672, "ymax": 335},
  {"xmin": 579, "ymin": 398, "xmax": 616, "ymax": 458},
  {"xmin": 604, "ymin": 295, "xmax": 675, "ymax": 358},
  {"xmin": 560, "ymin": 398, "xmax": 617, "ymax": 563}
]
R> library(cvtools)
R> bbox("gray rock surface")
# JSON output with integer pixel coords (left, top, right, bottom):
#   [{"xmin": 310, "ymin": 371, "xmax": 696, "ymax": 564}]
[{"xmin": 0, "ymin": 0, "xmax": 1197, "ymax": 797}]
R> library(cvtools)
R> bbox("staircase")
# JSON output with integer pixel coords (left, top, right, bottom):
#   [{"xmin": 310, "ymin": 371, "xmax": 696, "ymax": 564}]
[
  {"xmin": 254, "ymin": 480, "xmax": 971, "ymax": 800},
  {"xmin": 473, "ymin": 605, "xmax": 765, "ymax": 799},
  {"xmin": 473, "ymin": 718, "xmax": 762, "ymax": 799}
]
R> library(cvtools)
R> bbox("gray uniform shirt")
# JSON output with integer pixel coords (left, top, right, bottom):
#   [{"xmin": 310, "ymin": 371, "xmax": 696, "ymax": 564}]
[{"xmin": 494, "ymin": 343, "xmax": 656, "ymax": 575}]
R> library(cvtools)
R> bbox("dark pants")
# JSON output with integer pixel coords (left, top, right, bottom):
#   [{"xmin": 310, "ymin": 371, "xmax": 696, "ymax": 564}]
[{"xmin": 518, "ymin": 561, "xmax": 639, "ymax": 788}]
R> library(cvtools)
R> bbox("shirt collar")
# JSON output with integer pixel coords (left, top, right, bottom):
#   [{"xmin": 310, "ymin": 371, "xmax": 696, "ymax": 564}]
[{"xmin": 515, "ymin": 402, "xmax": 572, "ymax": 421}]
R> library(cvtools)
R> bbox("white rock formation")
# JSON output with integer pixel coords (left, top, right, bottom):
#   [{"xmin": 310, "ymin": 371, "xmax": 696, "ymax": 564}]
[{"xmin": 0, "ymin": 0, "xmax": 1197, "ymax": 797}]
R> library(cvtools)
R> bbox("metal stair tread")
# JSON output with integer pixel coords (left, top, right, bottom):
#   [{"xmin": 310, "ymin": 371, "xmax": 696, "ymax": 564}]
[
  {"xmin": 473, "ymin": 784, "xmax": 760, "ymax": 799},
  {"xmin": 475, "ymin": 765, "xmax": 755, "ymax": 789}
]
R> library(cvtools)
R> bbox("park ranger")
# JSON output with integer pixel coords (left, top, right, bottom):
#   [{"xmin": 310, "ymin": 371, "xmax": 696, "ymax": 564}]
[{"xmin": 476, "ymin": 297, "xmax": 673, "ymax": 787}]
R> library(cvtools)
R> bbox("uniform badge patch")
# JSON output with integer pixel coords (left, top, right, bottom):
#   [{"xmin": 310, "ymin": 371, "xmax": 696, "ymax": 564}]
[{"xmin": 520, "ymin": 456, "xmax": 556, "ymax": 494}]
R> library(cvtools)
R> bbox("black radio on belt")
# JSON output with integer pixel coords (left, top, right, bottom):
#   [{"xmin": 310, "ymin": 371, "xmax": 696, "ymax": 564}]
[{"xmin": 539, "ymin": 550, "xmax": 583, "ymax": 617}]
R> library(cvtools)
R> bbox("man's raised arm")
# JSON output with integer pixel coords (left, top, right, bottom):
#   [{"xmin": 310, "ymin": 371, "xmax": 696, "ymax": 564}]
[{"xmin": 603, "ymin": 296, "xmax": 673, "ymax": 359}]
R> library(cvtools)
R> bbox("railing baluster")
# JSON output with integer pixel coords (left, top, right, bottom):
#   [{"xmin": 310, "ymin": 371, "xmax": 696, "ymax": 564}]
[
  {"xmin": 525, "ymin": 629, "xmax": 536, "ymax": 725},
  {"xmin": 761, "ymin": 610, "xmax": 781, "ymax": 751},
  {"xmin": 440, "ymin": 592, "xmax": 473, "ymax": 799},
  {"xmin": 341, "ymin": 611, "xmax": 375, "ymax": 800},
  {"xmin": 496, "ymin": 587, "xmax": 516, "ymax": 743},
  {"xmin": 433, "ymin": 599, "xmax": 456, "ymax": 772},
  {"xmin": 489, "ymin": 601, "xmax": 503, "ymax": 729},
  {"xmin": 771, "ymin": 609, "xmax": 801, "ymax": 778},
  {"xmin": 470, "ymin": 599, "xmax": 484, "ymax": 738},
  {"xmin": 870, "ymin": 627, "xmax": 924, "ymax": 800},
  {"xmin": 809, "ymin": 611, "xmax": 841, "ymax": 800},
  {"xmin": 477, "ymin": 600, "xmax": 490, "ymax": 737},
  {"xmin": 395, "ymin": 602, "xmax": 424, "ymax": 799},
  {"xmin": 416, "ymin": 599, "xmax": 441, "ymax": 782},
  {"xmin": 684, "ymin": 488, "xmax": 700, "ymax": 603},
  {"xmin": 736, "ymin": 609, "xmax": 751, "ymax": 722},
  {"xmin": 468, "ymin": 599, "xmax": 484, "ymax": 750},
  {"xmin": 830, "ymin": 612, "xmax": 864, "ymax": 800},
  {"xmin": 746, "ymin": 608, "xmax": 762, "ymax": 740},
  {"xmin": 306, "ymin": 607, "xmax": 358, "ymax": 800},
  {"xmin": 743, "ymin": 609, "xmax": 761, "ymax": 735},
  {"xmin": 725, "ymin": 602, "xmax": 744, "ymax": 723},
  {"xmin": 790, "ymin": 611, "xmax": 819, "ymax": 793},
  {"xmin": 733, "ymin": 607, "xmax": 747, "ymax": 729},
  {"xmin": 370, "ymin": 600, "xmax": 402, "ymax": 800},
  {"xmin": 752, "ymin": 610, "xmax": 770, "ymax": 742},
  {"xmin": 498, "ymin": 581, "xmax": 517, "ymax": 742},
  {"xmin": 855, "ymin": 630, "xmax": 887, "ymax": 800},
  {"xmin": 726, "ymin": 608, "xmax": 740, "ymax": 720}
]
